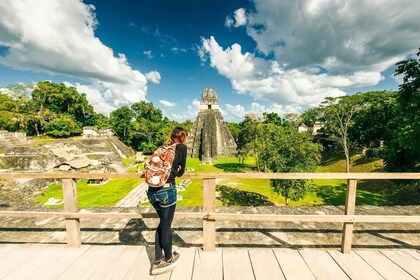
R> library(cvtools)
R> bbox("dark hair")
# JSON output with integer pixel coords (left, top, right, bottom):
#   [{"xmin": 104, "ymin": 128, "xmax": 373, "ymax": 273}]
[{"xmin": 168, "ymin": 127, "xmax": 186, "ymax": 144}]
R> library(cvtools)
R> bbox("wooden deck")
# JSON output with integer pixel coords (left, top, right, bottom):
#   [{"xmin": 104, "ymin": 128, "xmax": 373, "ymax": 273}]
[{"xmin": 0, "ymin": 244, "xmax": 419, "ymax": 279}]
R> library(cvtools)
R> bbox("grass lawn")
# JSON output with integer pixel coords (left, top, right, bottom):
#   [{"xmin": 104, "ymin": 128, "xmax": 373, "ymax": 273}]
[
  {"xmin": 174, "ymin": 151, "xmax": 398, "ymax": 207},
  {"xmin": 36, "ymin": 150, "xmax": 401, "ymax": 208},
  {"xmin": 34, "ymin": 178, "xmax": 141, "ymax": 208}
]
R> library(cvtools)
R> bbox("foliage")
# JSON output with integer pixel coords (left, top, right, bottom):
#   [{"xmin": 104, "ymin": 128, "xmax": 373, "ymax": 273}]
[
  {"xmin": 349, "ymin": 91, "xmax": 398, "ymax": 150},
  {"xmin": 42, "ymin": 114, "xmax": 82, "ymax": 137},
  {"xmin": 317, "ymin": 95, "xmax": 365, "ymax": 172},
  {"xmin": 0, "ymin": 81, "xmax": 103, "ymax": 137},
  {"xmin": 264, "ymin": 126, "xmax": 322, "ymax": 205},
  {"xmin": 383, "ymin": 49, "xmax": 420, "ymax": 172},
  {"xmin": 109, "ymin": 106, "xmax": 134, "ymax": 143}
]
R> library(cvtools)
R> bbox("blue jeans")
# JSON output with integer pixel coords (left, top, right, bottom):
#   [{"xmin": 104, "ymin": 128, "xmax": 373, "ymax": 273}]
[{"xmin": 147, "ymin": 183, "xmax": 177, "ymax": 210}]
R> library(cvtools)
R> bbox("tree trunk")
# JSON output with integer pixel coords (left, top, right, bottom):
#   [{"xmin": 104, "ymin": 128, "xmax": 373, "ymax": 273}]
[
  {"xmin": 264, "ymin": 161, "xmax": 267, "ymax": 173},
  {"xmin": 343, "ymin": 137, "xmax": 350, "ymax": 173},
  {"xmin": 255, "ymin": 153, "xmax": 260, "ymax": 172},
  {"xmin": 285, "ymin": 197, "xmax": 289, "ymax": 206}
]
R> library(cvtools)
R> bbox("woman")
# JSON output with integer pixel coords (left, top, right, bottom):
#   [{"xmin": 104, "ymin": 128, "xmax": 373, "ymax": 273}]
[{"xmin": 147, "ymin": 127, "xmax": 187, "ymax": 275}]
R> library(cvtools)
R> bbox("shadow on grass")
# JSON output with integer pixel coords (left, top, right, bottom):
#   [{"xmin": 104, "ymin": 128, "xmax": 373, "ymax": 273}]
[
  {"xmin": 213, "ymin": 163, "xmax": 252, "ymax": 173},
  {"xmin": 216, "ymin": 185, "xmax": 274, "ymax": 206},
  {"xmin": 352, "ymin": 156, "xmax": 381, "ymax": 166},
  {"xmin": 311, "ymin": 181, "xmax": 393, "ymax": 206}
]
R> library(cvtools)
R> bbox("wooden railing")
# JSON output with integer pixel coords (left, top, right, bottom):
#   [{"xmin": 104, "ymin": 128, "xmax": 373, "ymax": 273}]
[{"xmin": 0, "ymin": 172, "xmax": 419, "ymax": 253}]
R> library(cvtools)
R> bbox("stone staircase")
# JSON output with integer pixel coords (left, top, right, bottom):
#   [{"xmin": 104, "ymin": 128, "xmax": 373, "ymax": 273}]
[{"xmin": 114, "ymin": 181, "xmax": 148, "ymax": 207}]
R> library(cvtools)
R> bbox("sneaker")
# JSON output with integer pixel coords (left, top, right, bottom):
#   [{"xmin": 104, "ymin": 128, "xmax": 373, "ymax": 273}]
[
  {"xmin": 168, "ymin": 250, "xmax": 180, "ymax": 264},
  {"xmin": 150, "ymin": 251, "xmax": 180, "ymax": 275}
]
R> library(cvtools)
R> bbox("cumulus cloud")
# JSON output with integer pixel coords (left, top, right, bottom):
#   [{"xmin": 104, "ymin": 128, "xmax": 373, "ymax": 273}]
[
  {"xmin": 246, "ymin": 0, "xmax": 420, "ymax": 73},
  {"xmin": 160, "ymin": 100, "xmax": 176, "ymax": 107},
  {"xmin": 145, "ymin": 71, "xmax": 161, "ymax": 84},
  {"xmin": 201, "ymin": 36, "xmax": 383, "ymax": 108},
  {"xmin": 0, "ymin": 0, "xmax": 151, "ymax": 114},
  {"xmin": 207, "ymin": 0, "xmax": 420, "ymax": 111},
  {"xmin": 224, "ymin": 102, "xmax": 303, "ymax": 122},
  {"xmin": 225, "ymin": 8, "xmax": 247, "ymax": 28},
  {"xmin": 170, "ymin": 99, "xmax": 200, "ymax": 121}
]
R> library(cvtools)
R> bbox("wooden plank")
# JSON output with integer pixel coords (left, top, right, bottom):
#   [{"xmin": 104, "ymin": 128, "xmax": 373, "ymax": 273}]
[
  {"xmin": 124, "ymin": 246, "xmax": 155, "ymax": 280},
  {"xmin": 402, "ymin": 249, "xmax": 420, "ymax": 261},
  {"xmin": 273, "ymin": 249, "xmax": 316, "ymax": 280},
  {"xmin": 356, "ymin": 250, "xmax": 415, "ymax": 280},
  {"xmin": 103, "ymin": 246, "xmax": 144, "ymax": 280},
  {"xmin": 0, "ymin": 243, "xmax": 20, "ymax": 259},
  {"xmin": 1, "ymin": 172, "xmax": 420, "ymax": 180},
  {"xmin": 86, "ymin": 245, "xmax": 129, "ymax": 279},
  {"xmin": 328, "ymin": 249, "xmax": 383, "ymax": 280},
  {"xmin": 3, "ymin": 244, "xmax": 67, "ymax": 280},
  {"xmin": 14, "ymin": 245, "xmax": 89, "ymax": 280},
  {"xmin": 58, "ymin": 245, "xmax": 116, "ymax": 280},
  {"xmin": 299, "ymin": 249, "xmax": 349, "ymax": 280},
  {"xmin": 248, "ymin": 249, "xmax": 285, "ymax": 280},
  {"xmin": 0, "ymin": 211, "xmax": 419, "ymax": 224},
  {"xmin": 192, "ymin": 248, "xmax": 223, "ymax": 280},
  {"xmin": 0, "ymin": 244, "xmax": 48, "ymax": 279},
  {"xmin": 169, "ymin": 247, "xmax": 196, "ymax": 280},
  {"xmin": 0, "ymin": 211, "xmax": 419, "ymax": 223},
  {"xmin": 341, "ymin": 179, "xmax": 357, "ymax": 253},
  {"xmin": 222, "ymin": 248, "xmax": 254, "ymax": 280},
  {"xmin": 206, "ymin": 213, "xmax": 420, "ymax": 223},
  {"xmin": 62, "ymin": 178, "xmax": 81, "ymax": 247},
  {"xmin": 381, "ymin": 250, "xmax": 420, "ymax": 279},
  {"xmin": 0, "ymin": 211, "xmax": 204, "ymax": 219},
  {"xmin": 203, "ymin": 178, "xmax": 216, "ymax": 251}
]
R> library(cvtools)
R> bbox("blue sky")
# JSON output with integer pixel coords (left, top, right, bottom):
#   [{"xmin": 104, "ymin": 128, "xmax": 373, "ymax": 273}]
[{"xmin": 0, "ymin": 0, "xmax": 419, "ymax": 122}]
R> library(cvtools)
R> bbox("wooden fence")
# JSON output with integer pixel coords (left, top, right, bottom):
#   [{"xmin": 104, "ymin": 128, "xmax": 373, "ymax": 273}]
[{"xmin": 0, "ymin": 172, "xmax": 419, "ymax": 253}]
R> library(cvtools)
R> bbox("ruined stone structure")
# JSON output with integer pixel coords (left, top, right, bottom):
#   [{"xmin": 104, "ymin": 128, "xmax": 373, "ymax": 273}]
[{"xmin": 186, "ymin": 88, "xmax": 237, "ymax": 162}]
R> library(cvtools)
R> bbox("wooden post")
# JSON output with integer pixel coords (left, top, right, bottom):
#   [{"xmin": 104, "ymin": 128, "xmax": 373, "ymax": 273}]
[
  {"xmin": 62, "ymin": 179, "xmax": 81, "ymax": 247},
  {"xmin": 341, "ymin": 179, "xmax": 357, "ymax": 253},
  {"xmin": 203, "ymin": 178, "xmax": 216, "ymax": 251}
]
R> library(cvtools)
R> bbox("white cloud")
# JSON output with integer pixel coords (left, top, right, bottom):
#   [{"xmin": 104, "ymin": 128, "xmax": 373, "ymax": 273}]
[
  {"xmin": 392, "ymin": 73, "xmax": 404, "ymax": 86},
  {"xmin": 170, "ymin": 47, "xmax": 187, "ymax": 54},
  {"xmin": 143, "ymin": 50, "xmax": 154, "ymax": 59},
  {"xmin": 145, "ymin": 71, "xmax": 161, "ymax": 84},
  {"xmin": 225, "ymin": 104, "xmax": 246, "ymax": 120},
  {"xmin": 245, "ymin": 0, "xmax": 420, "ymax": 73},
  {"xmin": 225, "ymin": 17, "xmax": 234, "ymax": 28},
  {"xmin": 160, "ymin": 100, "xmax": 176, "ymax": 107},
  {"xmin": 225, "ymin": 8, "xmax": 247, "ymax": 28},
  {"xmin": 170, "ymin": 99, "xmax": 200, "ymax": 122},
  {"xmin": 0, "ymin": 0, "xmax": 149, "ymax": 114},
  {"xmin": 234, "ymin": 8, "xmax": 247, "ymax": 27},
  {"xmin": 223, "ymin": 102, "xmax": 303, "ymax": 122},
  {"xmin": 201, "ymin": 36, "xmax": 384, "ymax": 107}
]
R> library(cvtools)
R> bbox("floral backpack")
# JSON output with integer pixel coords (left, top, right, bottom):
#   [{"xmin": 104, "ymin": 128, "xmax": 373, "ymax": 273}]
[{"xmin": 144, "ymin": 143, "xmax": 176, "ymax": 187}]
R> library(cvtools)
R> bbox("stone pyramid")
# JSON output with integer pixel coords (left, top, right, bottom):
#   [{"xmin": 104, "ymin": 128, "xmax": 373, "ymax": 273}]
[{"xmin": 186, "ymin": 88, "xmax": 237, "ymax": 163}]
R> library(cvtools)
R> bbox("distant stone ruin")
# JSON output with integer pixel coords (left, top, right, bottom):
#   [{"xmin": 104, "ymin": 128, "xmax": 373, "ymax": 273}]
[
  {"xmin": 186, "ymin": 88, "xmax": 237, "ymax": 163},
  {"xmin": 82, "ymin": 127, "xmax": 114, "ymax": 138}
]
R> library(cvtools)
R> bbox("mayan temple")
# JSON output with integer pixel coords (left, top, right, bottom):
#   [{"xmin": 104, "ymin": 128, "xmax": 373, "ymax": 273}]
[{"xmin": 186, "ymin": 88, "xmax": 237, "ymax": 163}]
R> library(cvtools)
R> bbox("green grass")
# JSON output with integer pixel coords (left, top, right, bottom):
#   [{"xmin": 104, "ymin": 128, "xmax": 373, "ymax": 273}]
[
  {"xmin": 34, "ymin": 178, "xmax": 141, "ymax": 208},
  {"xmin": 143, "ymin": 153, "xmax": 399, "ymax": 207},
  {"xmin": 34, "ymin": 151, "xmax": 404, "ymax": 208}
]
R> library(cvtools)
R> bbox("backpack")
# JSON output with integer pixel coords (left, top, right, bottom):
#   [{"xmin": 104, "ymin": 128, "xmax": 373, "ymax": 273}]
[{"xmin": 144, "ymin": 143, "xmax": 177, "ymax": 187}]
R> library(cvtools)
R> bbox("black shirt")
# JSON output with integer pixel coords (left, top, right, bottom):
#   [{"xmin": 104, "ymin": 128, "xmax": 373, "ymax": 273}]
[{"xmin": 166, "ymin": 143, "xmax": 187, "ymax": 183}]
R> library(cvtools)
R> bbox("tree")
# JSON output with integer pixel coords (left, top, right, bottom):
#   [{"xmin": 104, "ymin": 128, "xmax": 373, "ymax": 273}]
[
  {"xmin": 265, "ymin": 126, "xmax": 322, "ymax": 205},
  {"xmin": 383, "ymin": 48, "xmax": 420, "ymax": 172},
  {"xmin": 42, "ymin": 114, "xmax": 82, "ymax": 137},
  {"xmin": 131, "ymin": 101, "xmax": 163, "ymax": 123},
  {"xmin": 349, "ymin": 91, "xmax": 398, "ymax": 152},
  {"xmin": 110, "ymin": 106, "xmax": 134, "ymax": 144},
  {"xmin": 321, "ymin": 95, "xmax": 364, "ymax": 172}
]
